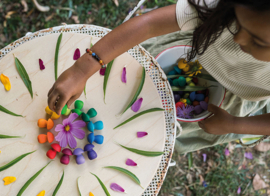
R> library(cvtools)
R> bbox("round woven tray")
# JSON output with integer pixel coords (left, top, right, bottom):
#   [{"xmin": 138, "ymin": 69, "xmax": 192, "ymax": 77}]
[{"xmin": 0, "ymin": 24, "xmax": 178, "ymax": 195}]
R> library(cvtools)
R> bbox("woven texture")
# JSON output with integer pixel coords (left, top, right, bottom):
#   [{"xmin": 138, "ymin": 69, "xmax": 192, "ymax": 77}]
[{"xmin": 0, "ymin": 24, "xmax": 177, "ymax": 195}]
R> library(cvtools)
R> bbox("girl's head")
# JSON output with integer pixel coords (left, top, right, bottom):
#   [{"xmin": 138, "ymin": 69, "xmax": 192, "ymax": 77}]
[{"xmin": 187, "ymin": 0, "xmax": 270, "ymax": 62}]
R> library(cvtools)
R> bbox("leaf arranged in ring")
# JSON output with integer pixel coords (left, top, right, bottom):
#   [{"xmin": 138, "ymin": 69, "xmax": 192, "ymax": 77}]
[
  {"xmin": 167, "ymin": 73, "xmax": 217, "ymax": 82},
  {"xmin": 117, "ymin": 143, "xmax": 164, "ymax": 157},
  {"xmin": 17, "ymin": 161, "xmax": 51, "ymax": 196},
  {"xmin": 0, "ymin": 150, "xmax": 35, "ymax": 172},
  {"xmin": 114, "ymin": 108, "xmax": 164, "ymax": 129},
  {"xmin": 14, "ymin": 57, "xmax": 33, "ymax": 99},
  {"xmin": 103, "ymin": 59, "xmax": 115, "ymax": 103},
  {"xmin": 52, "ymin": 170, "xmax": 64, "ymax": 196},
  {"xmin": 121, "ymin": 67, "xmax": 145, "ymax": 115},
  {"xmin": 77, "ymin": 177, "xmax": 82, "ymax": 196},
  {"xmin": 0, "ymin": 134, "xmax": 23, "ymax": 139},
  {"xmin": 54, "ymin": 33, "xmax": 63, "ymax": 81},
  {"xmin": 171, "ymin": 85, "xmax": 217, "ymax": 92},
  {"xmin": 0, "ymin": 105, "xmax": 23, "ymax": 117},
  {"xmin": 104, "ymin": 166, "xmax": 143, "ymax": 189},
  {"xmin": 90, "ymin": 172, "xmax": 111, "ymax": 196}
]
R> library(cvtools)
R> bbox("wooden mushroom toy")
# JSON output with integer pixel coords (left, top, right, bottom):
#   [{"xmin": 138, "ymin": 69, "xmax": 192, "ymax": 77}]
[
  {"xmin": 84, "ymin": 144, "xmax": 97, "ymax": 160},
  {"xmin": 46, "ymin": 143, "xmax": 61, "ymax": 159},
  {"xmin": 60, "ymin": 148, "xmax": 73, "ymax": 165},
  {"xmin": 73, "ymin": 148, "xmax": 85, "ymax": 165}
]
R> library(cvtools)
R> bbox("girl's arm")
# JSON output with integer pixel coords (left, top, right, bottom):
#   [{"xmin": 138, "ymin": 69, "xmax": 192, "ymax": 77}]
[
  {"xmin": 48, "ymin": 4, "xmax": 180, "ymax": 114},
  {"xmin": 199, "ymin": 104, "xmax": 270, "ymax": 135}
]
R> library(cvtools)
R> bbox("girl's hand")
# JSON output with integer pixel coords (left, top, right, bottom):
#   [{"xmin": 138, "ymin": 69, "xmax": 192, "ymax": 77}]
[
  {"xmin": 47, "ymin": 54, "xmax": 100, "ymax": 115},
  {"xmin": 198, "ymin": 104, "xmax": 236, "ymax": 135}
]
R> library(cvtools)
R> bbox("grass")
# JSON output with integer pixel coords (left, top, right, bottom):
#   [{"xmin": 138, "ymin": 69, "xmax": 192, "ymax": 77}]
[{"xmin": 1, "ymin": 1, "xmax": 269, "ymax": 196}]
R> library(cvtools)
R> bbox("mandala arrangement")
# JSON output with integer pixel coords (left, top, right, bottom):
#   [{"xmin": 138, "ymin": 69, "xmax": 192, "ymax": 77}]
[
  {"xmin": 0, "ymin": 32, "xmax": 165, "ymax": 196},
  {"xmin": 37, "ymin": 101, "xmax": 103, "ymax": 165}
]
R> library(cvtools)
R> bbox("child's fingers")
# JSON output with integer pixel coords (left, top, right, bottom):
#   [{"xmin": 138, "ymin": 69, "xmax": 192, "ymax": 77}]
[
  {"xmin": 48, "ymin": 86, "xmax": 54, "ymax": 97},
  {"xmin": 48, "ymin": 91, "xmax": 59, "ymax": 112},
  {"xmin": 67, "ymin": 95, "xmax": 79, "ymax": 108},
  {"xmin": 55, "ymin": 94, "xmax": 68, "ymax": 115}
]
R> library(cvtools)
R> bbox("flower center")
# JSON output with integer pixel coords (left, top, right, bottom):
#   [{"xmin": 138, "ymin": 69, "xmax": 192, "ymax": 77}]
[{"xmin": 65, "ymin": 125, "xmax": 70, "ymax": 131}]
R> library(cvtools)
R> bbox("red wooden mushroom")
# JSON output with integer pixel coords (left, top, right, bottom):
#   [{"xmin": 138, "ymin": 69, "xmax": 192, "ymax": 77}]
[
  {"xmin": 60, "ymin": 148, "xmax": 73, "ymax": 165},
  {"xmin": 46, "ymin": 143, "xmax": 61, "ymax": 159}
]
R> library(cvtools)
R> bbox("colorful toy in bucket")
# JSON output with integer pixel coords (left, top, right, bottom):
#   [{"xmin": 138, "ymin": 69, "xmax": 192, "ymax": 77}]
[{"xmin": 155, "ymin": 45, "xmax": 226, "ymax": 122}]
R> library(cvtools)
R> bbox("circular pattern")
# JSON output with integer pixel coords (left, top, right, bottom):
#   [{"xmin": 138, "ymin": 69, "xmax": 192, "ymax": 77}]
[{"xmin": 0, "ymin": 25, "xmax": 176, "ymax": 196}]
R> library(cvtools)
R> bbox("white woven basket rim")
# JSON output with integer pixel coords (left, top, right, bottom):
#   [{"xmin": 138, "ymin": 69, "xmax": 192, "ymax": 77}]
[{"xmin": 0, "ymin": 24, "xmax": 177, "ymax": 196}]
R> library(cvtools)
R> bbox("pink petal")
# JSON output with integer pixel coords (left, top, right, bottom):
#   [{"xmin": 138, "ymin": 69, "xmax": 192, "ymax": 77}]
[
  {"xmin": 71, "ymin": 120, "xmax": 86, "ymax": 129},
  {"xmin": 224, "ymin": 148, "xmax": 230, "ymax": 156},
  {"xmin": 55, "ymin": 131, "xmax": 68, "ymax": 148},
  {"xmin": 237, "ymin": 187, "xmax": 241, "ymax": 194},
  {"xmin": 67, "ymin": 132, "xmax": 77, "ymax": 149},
  {"xmin": 67, "ymin": 113, "xmax": 79, "ymax": 124},
  {"xmin": 73, "ymin": 48, "xmax": 81, "ymax": 60},
  {"xmin": 126, "ymin": 158, "xmax": 137, "ymax": 166},
  {"xmin": 121, "ymin": 67, "xmax": 127, "ymax": 83},
  {"xmin": 39, "ymin": 59, "xmax": 45, "ymax": 70},
  {"xmin": 71, "ymin": 128, "xmax": 85, "ymax": 139},
  {"xmin": 110, "ymin": 183, "xmax": 125, "ymax": 192},
  {"xmin": 137, "ymin": 131, "xmax": 148, "ymax": 138},
  {"xmin": 131, "ymin": 98, "xmax": 143, "ymax": 112},
  {"xmin": 244, "ymin": 152, "xmax": 253, "ymax": 159},
  {"xmin": 100, "ymin": 68, "xmax": 106, "ymax": 76},
  {"xmin": 55, "ymin": 124, "xmax": 64, "ymax": 132},
  {"xmin": 202, "ymin": 153, "xmax": 207, "ymax": 162}
]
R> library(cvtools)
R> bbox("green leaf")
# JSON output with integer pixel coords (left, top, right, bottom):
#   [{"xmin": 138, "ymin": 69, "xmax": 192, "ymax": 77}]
[
  {"xmin": 0, "ymin": 105, "xmax": 23, "ymax": 117},
  {"xmin": 121, "ymin": 67, "xmax": 145, "ymax": 115},
  {"xmin": 77, "ymin": 177, "xmax": 82, "ymax": 196},
  {"xmin": 14, "ymin": 57, "xmax": 33, "ymax": 99},
  {"xmin": 114, "ymin": 108, "xmax": 164, "ymax": 129},
  {"xmin": 0, "ymin": 134, "xmax": 23, "ymax": 139},
  {"xmin": 84, "ymin": 85, "xmax": 86, "ymax": 98},
  {"xmin": 0, "ymin": 150, "xmax": 35, "ymax": 172},
  {"xmin": 17, "ymin": 161, "xmax": 51, "ymax": 196},
  {"xmin": 103, "ymin": 59, "xmax": 114, "ymax": 103},
  {"xmin": 167, "ymin": 73, "xmax": 217, "ymax": 82},
  {"xmin": 171, "ymin": 85, "xmax": 217, "ymax": 92},
  {"xmin": 55, "ymin": 33, "xmax": 63, "ymax": 81},
  {"xmin": 52, "ymin": 170, "xmax": 64, "ymax": 196},
  {"xmin": 188, "ymin": 152, "xmax": 193, "ymax": 169},
  {"xmin": 117, "ymin": 143, "xmax": 164, "ymax": 157},
  {"xmin": 90, "ymin": 172, "xmax": 110, "ymax": 196},
  {"xmin": 104, "ymin": 166, "xmax": 144, "ymax": 189}
]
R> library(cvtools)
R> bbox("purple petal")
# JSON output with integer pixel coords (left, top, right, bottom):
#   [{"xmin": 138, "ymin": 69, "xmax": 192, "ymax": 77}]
[
  {"xmin": 71, "ymin": 120, "xmax": 86, "ymax": 129},
  {"xmin": 224, "ymin": 148, "xmax": 230, "ymax": 156},
  {"xmin": 71, "ymin": 128, "xmax": 85, "ymax": 139},
  {"xmin": 55, "ymin": 131, "xmax": 68, "ymax": 148},
  {"xmin": 237, "ymin": 187, "xmax": 241, "ymax": 194},
  {"xmin": 39, "ymin": 59, "xmax": 45, "ymax": 70},
  {"xmin": 67, "ymin": 132, "xmax": 77, "ymax": 149},
  {"xmin": 202, "ymin": 153, "xmax": 207, "ymax": 162},
  {"xmin": 73, "ymin": 48, "xmax": 81, "ymax": 60},
  {"xmin": 121, "ymin": 67, "xmax": 127, "ymax": 83},
  {"xmin": 67, "ymin": 113, "xmax": 79, "ymax": 124},
  {"xmin": 137, "ymin": 131, "xmax": 148, "ymax": 138},
  {"xmin": 55, "ymin": 124, "xmax": 64, "ymax": 132},
  {"xmin": 110, "ymin": 183, "xmax": 125, "ymax": 192},
  {"xmin": 244, "ymin": 152, "xmax": 253, "ymax": 159},
  {"xmin": 100, "ymin": 68, "xmax": 106, "ymax": 76},
  {"xmin": 131, "ymin": 98, "xmax": 143, "ymax": 112},
  {"xmin": 126, "ymin": 158, "xmax": 137, "ymax": 166}
]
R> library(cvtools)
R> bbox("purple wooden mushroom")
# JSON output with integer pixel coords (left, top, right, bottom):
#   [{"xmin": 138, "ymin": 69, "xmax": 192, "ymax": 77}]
[
  {"xmin": 60, "ymin": 148, "xmax": 73, "ymax": 165},
  {"xmin": 84, "ymin": 144, "xmax": 97, "ymax": 160},
  {"xmin": 73, "ymin": 148, "xmax": 85, "ymax": 165}
]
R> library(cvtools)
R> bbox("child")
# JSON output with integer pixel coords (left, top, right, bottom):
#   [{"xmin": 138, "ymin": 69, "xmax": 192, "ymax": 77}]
[{"xmin": 48, "ymin": 0, "xmax": 270, "ymax": 154}]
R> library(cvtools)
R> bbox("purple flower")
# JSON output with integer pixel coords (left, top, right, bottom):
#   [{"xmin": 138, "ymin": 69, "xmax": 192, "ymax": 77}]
[
  {"xmin": 237, "ymin": 187, "xmax": 241, "ymax": 194},
  {"xmin": 55, "ymin": 113, "xmax": 86, "ymax": 148},
  {"xmin": 202, "ymin": 153, "xmax": 207, "ymax": 162},
  {"xmin": 202, "ymin": 181, "xmax": 208, "ymax": 187},
  {"xmin": 224, "ymin": 148, "xmax": 230, "ymax": 156},
  {"xmin": 244, "ymin": 152, "xmax": 253, "ymax": 159},
  {"xmin": 177, "ymin": 105, "xmax": 194, "ymax": 119}
]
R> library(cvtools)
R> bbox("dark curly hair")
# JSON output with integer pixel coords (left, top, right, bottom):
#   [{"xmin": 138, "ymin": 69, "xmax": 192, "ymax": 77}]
[{"xmin": 187, "ymin": 0, "xmax": 270, "ymax": 61}]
